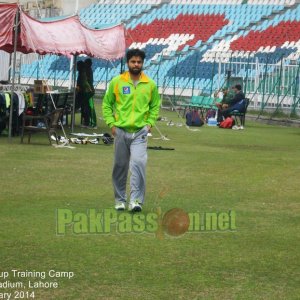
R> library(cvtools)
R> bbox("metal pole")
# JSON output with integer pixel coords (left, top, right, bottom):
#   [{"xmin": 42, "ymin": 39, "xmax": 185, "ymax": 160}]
[
  {"xmin": 155, "ymin": 55, "xmax": 162, "ymax": 88},
  {"xmin": 156, "ymin": 60, "xmax": 161, "ymax": 89},
  {"xmin": 75, "ymin": 0, "xmax": 79, "ymax": 14},
  {"xmin": 276, "ymin": 57, "xmax": 284, "ymax": 109},
  {"xmin": 255, "ymin": 57, "xmax": 259, "ymax": 92},
  {"xmin": 173, "ymin": 54, "xmax": 180, "ymax": 104},
  {"xmin": 218, "ymin": 56, "xmax": 221, "ymax": 90},
  {"xmin": 68, "ymin": 56, "xmax": 74, "ymax": 90},
  {"xmin": 8, "ymin": 7, "xmax": 19, "ymax": 140},
  {"xmin": 253, "ymin": 57, "xmax": 271, "ymax": 119},
  {"xmin": 244, "ymin": 52, "xmax": 251, "ymax": 96},
  {"xmin": 8, "ymin": 53, "xmax": 12, "ymax": 82},
  {"xmin": 71, "ymin": 55, "xmax": 77, "ymax": 132},
  {"xmin": 105, "ymin": 60, "xmax": 109, "ymax": 90},
  {"xmin": 191, "ymin": 50, "xmax": 199, "ymax": 97},
  {"xmin": 258, "ymin": 56, "xmax": 283, "ymax": 118},
  {"xmin": 54, "ymin": 55, "xmax": 57, "ymax": 88},
  {"xmin": 227, "ymin": 51, "xmax": 233, "ymax": 88},
  {"xmin": 271, "ymin": 60, "xmax": 300, "ymax": 119},
  {"xmin": 260, "ymin": 55, "xmax": 270, "ymax": 112},
  {"xmin": 37, "ymin": 56, "xmax": 39, "ymax": 80},
  {"xmin": 209, "ymin": 52, "xmax": 217, "ymax": 98},
  {"xmin": 290, "ymin": 62, "xmax": 300, "ymax": 117}
]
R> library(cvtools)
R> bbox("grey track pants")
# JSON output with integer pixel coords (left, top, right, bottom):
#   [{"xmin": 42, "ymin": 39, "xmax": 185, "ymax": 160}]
[{"xmin": 112, "ymin": 126, "xmax": 148, "ymax": 205}]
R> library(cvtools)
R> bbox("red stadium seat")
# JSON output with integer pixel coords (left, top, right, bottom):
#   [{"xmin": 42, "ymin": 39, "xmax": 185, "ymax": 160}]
[{"xmin": 231, "ymin": 21, "xmax": 300, "ymax": 51}]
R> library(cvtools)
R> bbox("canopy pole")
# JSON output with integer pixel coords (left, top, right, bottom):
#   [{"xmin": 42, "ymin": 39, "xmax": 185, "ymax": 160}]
[
  {"xmin": 8, "ymin": 6, "xmax": 19, "ymax": 140},
  {"xmin": 68, "ymin": 56, "xmax": 74, "ymax": 90},
  {"xmin": 75, "ymin": 0, "xmax": 79, "ymax": 14},
  {"xmin": 71, "ymin": 55, "xmax": 77, "ymax": 132}
]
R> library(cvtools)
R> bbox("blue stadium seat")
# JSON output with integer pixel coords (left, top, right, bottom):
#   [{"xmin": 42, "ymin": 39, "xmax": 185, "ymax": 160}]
[{"xmin": 20, "ymin": 1, "xmax": 300, "ymax": 94}]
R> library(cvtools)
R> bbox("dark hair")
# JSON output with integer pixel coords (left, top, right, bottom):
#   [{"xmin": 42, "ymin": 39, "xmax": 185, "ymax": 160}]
[
  {"xmin": 77, "ymin": 60, "xmax": 85, "ymax": 71},
  {"xmin": 234, "ymin": 84, "xmax": 242, "ymax": 91},
  {"xmin": 126, "ymin": 48, "xmax": 146, "ymax": 62},
  {"xmin": 85, "ymin": 58, "xmax": 92, "ymax": 67}
]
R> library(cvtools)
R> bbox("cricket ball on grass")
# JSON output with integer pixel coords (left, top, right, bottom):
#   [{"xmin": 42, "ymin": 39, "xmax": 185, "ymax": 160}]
[{"xmin": 162, "ymin": 208, "xmax": 190, "ymax": 236}]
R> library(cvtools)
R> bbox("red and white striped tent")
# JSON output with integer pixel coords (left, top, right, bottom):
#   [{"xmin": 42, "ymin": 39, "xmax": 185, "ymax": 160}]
[
  {"xmin": 0, "ymin": 3, "xmax": 126, "ymax": 138},
  {"xmin": 0, "ymin": 3, "xmax": 125, "ymax": 59}
]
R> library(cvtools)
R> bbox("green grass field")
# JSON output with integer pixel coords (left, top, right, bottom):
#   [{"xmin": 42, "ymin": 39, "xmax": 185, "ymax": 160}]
[{"xmin": 1, "ymin": 109, "xmax": 300, "ymax": 300}]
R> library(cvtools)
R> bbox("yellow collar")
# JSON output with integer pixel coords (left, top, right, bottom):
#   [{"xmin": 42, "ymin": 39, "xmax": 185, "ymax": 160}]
[{"xmin": 120, "ymin": 71, "xmax": 150, "ymax": 83}]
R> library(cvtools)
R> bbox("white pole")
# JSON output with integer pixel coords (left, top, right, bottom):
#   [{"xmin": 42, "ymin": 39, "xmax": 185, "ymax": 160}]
[
  {"xmin": 218, "ymin": 57, "xmax": 221, "ymax": 90},
  {"xmin": 68, "ymin": 56, "xmax": 74, "ymax": 90},
  {"xmin": 69, "ymin": 0, "xmax": 79, "ymax": 130},
  {"xmin": 75, "ymin": 0, "xmax": 79, "ymax": 14},
  {"xmin": 71, "ymin": 56, "xmax": 77, "ymax": 132},
  {"xmin": 8, "ymin": 6, "xmax": 19, "ymax": 140},
  {"xmin": 255, "ymin": 57, "xmax": 259, "ymax": 108},
  {"xmin": 68, "ymin": 0, "xmax": 79, "ymax": 90}
]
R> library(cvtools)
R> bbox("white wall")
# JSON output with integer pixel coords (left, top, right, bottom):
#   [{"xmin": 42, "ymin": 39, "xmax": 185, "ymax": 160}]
[
  {"xmin": 60, "ymin": 0, "xmax": 96, "ymax": 15},
  {"xmin": 1, "ymin": 0, "xmax": 96, "ymax": 15}
]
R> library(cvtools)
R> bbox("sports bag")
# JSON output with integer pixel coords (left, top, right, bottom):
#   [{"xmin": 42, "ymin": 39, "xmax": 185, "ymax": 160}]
[
  {"xmin": 219, "ymin": 117, "xmax": 235, "ymax": 129},
  {"xmin": 186, "ymin": 110, "xmax": 204, "ymax": 127}
]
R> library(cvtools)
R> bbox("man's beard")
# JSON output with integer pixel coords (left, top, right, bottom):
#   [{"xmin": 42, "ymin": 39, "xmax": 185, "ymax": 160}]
[{"xmin": 128, "ymin": 66, "xmax": 142, "ymax": 75}]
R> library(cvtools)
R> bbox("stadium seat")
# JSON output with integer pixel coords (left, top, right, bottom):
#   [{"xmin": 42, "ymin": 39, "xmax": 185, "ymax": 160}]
[{"xmin": 18, "ymin": 0, "xmax": 300, "ymax": 103}]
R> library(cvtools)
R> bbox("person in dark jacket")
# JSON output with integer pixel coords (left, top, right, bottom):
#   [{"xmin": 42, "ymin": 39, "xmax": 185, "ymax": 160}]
[
  {"xmin": 221, "ymin": 84, "xmax": 246, "ymax": 119},
  {"xmin": 76, "ymin": 61, "xmax": 93, "ymax": 127},
  {"xmin": 84, "ymin": 58, "xmax": 97, "ymax": 128},
  {"xmin": 85, "ymin": 58, "xmax": 95, "ymax": 95}
]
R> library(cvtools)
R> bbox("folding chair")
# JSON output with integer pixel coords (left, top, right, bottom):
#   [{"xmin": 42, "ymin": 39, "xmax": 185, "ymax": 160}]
[
  {"xmin": 54, "ymin": 92, "xmax": 73, "ymax": 126},
  {"xmin": 231, "ymin": 98, "xmax": 250, "ymax": 127},
  {"xmin": 21, "ymin": 108, "xmax": 64, "ymax": 145}
]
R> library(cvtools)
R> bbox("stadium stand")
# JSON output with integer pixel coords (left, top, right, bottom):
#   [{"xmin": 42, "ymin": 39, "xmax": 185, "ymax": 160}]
[{"xmin": 18, "ymin": 0, "xmax": 300, "ymax": 113}]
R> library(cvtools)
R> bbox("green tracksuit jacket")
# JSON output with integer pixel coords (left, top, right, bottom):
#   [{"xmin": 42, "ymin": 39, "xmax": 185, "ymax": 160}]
[{"xmin": 102, "ymin": 71, "xmax": 161, "ymax": 133}]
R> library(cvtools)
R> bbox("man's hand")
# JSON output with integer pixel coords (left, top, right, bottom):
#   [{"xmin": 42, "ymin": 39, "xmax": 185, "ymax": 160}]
[{"xmin": 111, "ymin": 126, "xmax": 117, "ymax": 137}]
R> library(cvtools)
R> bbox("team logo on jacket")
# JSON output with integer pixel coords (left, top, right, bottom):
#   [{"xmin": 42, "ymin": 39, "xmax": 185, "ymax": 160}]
[{"xmin": 122, "ymin": 86, "xmax": 131, "ymax": 94}]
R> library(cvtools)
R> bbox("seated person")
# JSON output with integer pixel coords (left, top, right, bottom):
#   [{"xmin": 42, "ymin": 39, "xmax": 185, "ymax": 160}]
[
  {"xmin": 221, "ymin": 84, "xmax": 246, "ymax": 119},
  {"xmin": 215, "ymin": 87, "xmax": 233, "ymax": 110},
  {"xmin": 212, "ymin": 89, "xmax": 223, "ymax": 101}
]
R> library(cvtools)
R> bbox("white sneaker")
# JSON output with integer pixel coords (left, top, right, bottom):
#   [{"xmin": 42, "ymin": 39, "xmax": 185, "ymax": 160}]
[
  {"xmin": 232, "ymin": 125, "xmax": 240, "ymax": 130},
  {"xmin": 115, "ymin": 202, "xmax": 126, "ymax": 211},
  {"xmin": 128, "ymin": 200, "xmax": 142, "ymax": 212},
  {"xmin": 89, "ymin": 138, "xmax": 99, "ymax": 144},
  {"xmin": 240, "ymin": 126, "xmax": 244, "ymax": 130}
]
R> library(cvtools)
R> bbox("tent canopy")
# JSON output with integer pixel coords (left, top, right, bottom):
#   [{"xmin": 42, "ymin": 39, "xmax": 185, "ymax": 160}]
[
  {"xmin": 0, "ymin": 3, "xmax": 126, "ymax": 139},
  {"xmin": 0, "ymin": 3, "xmax": 125, "ymax": 60}
]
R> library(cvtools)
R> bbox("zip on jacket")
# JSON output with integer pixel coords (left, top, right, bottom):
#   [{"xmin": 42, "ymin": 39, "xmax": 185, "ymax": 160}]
[{"xmin": 102, "ymin": 71, "xmax": 161, "ymax": 133}]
